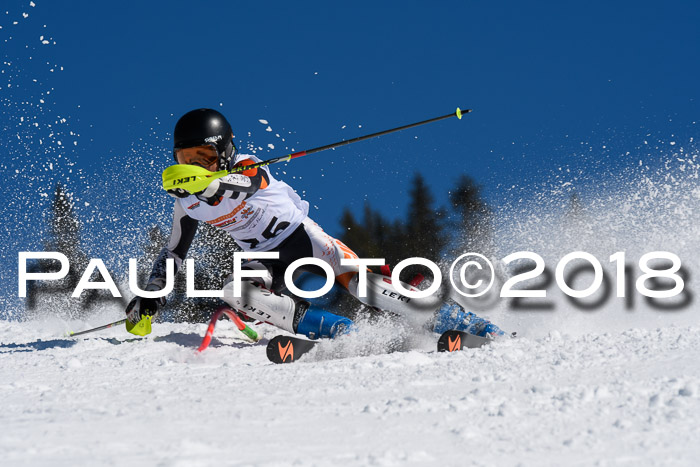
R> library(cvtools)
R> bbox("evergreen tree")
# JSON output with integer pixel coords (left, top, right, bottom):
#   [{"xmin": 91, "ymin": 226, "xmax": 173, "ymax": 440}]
[
  {"xmin": 339, "ymin": 173, "xmax": 449, "ymax": 273},
  {"xmin": 335, "ymin": 204, "xmax": 396, "ymax": 317},
  {"xmin": 143, "ymin": 225, "xmax": 168, "ymax": 262},
  {"xmin": 165, "ymin": 222, "xmax": 242, "ymax": 322},
  {"xmin": 333, "ymin": 172, "xmax": 495, "ymax": 317},
  {"xmin": 133, "ymin": 224, "xmax": 186, "ymax": 313},
  {"xmin": 25, "ymin": 183, "xmax": 84, "ymax": 312},
  {"xmin": 26, "ymin": 183, "xmax": 119, "ymax": 317},
  {"xmin": 448, "ymin": 174, "xmax": 493, "ymax": 255},
  {"xmin": 46, "ymin": 183, "xmax": 88, "ymax": 271},
  {"xmin": 402, "ymin": 173, "xmax": 447, "ymax": 266},
  {"xmin": 340, "ymin": 206, "xmax": 382, "ymax": 260},
  {"xmin": 130, "ymin": 219, "xmax": 243, "ymax": 323},
  {"xmin": 563, "ymin": 191, "xmax": 593, "ymax": 249},
  {"xmin": 565, "ymin": 191, "xmax": 584, "ymax": 221},
  {"xmin": 332, "ymin": 173, "xmax": 450, "ymax": 315}
]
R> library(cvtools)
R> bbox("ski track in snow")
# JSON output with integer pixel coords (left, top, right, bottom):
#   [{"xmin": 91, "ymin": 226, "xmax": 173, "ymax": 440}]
[{"xmin": 1, "ymin": 319, "xmax": 699, "ymax": 466}]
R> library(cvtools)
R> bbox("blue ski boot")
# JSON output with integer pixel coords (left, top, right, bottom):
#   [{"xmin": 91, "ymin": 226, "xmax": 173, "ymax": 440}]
[
  {"xmin": 433, "ymin": 299, "xmax": 505, "ymax": 338},
  {"xmin": 293, "ymin": 301, "xmax": 354, "ymax": 339}
]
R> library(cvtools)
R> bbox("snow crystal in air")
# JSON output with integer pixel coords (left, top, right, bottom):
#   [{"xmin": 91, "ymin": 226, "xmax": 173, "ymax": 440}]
[{"xmin": 258, "ymin": 119, "xmax": 268, "ymax": 125}]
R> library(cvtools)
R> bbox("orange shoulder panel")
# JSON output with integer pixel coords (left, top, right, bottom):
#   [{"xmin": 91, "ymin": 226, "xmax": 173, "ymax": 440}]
[
  {"xmin": 234, "ymin": 159, "xmax": 258, "ymax": 177},
  {"xmin": 234, "ymin": 159, "xmax": 268, "ymax": 189}
]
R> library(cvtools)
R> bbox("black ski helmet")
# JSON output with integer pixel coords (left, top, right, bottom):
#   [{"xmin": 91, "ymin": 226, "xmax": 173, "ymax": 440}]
[{"xmin": 173, "ymin": 108, "xmax": 237, "ymax": 170}]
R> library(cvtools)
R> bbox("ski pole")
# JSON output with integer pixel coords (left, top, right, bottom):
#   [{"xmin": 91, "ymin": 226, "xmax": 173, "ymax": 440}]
[
  {"xmin": 163, "ymin": 106, "xmax": 471, "ymax": 193},
  {"xmin": 66, "ymin": 319, "xmax": 127, "ymax": 337},
  {"xmin": 229, "ymin": 106, "xmax": 471, "ymax": 174}
]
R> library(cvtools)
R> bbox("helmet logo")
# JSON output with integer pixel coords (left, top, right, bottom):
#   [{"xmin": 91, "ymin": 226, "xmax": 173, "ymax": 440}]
[{"xmin": 205, "ymin": 135, "xmax": 222, "ymax": 144}]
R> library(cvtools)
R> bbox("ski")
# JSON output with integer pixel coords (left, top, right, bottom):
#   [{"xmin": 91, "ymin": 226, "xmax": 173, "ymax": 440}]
[
  {"xmin": 266, "ymin": 329, "xmax": 495, "ymax": 364},
  {"xmin": 266, "ymin": 335, "xmax": 318, "ymax": 364},
  {"xmin": 437, "ymin": 329, "xmax": 492, "ymax": 352}
]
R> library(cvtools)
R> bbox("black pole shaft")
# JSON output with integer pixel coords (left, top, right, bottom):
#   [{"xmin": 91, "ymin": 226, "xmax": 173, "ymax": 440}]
[
  {"xmin": 305, "ymin": 108, "xmax": 471, "ymax": 156},
  {"xmin": 68, "ymin": 319, "xmax": 127, "ymax": 337},
  {"xmin": 230, "ymin": 107, "xmax": 470, "ymax": 173}
]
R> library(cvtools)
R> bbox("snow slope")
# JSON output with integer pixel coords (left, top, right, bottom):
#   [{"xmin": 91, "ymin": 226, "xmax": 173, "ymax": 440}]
[
  {"xmin": 1, "ymin": 317, "xmax": 699, "ymax": 467},
  {"xmin": 2, "ymin": 105, "xmax": 698, "ymax": 467}
]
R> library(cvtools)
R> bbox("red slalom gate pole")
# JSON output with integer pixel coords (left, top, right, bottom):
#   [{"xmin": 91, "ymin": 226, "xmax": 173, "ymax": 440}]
[{"xmin": 197, "ymin": 306, "xmax": 259, "ymax": 353}]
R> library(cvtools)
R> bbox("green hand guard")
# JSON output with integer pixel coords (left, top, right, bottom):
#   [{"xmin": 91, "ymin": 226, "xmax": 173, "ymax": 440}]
[
  {"xmin": 162, "ymin": 164, "xmax": 229, "ymax": 194},
  {"xmin": 126, "ymin": 315, "xmax": 153, "ymax": 336}
]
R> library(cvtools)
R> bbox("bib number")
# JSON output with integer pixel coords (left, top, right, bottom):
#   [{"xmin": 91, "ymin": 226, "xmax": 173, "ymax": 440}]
[{"xmin": 240, "ymin": 216, "xmax": 290, "ymax": 249}]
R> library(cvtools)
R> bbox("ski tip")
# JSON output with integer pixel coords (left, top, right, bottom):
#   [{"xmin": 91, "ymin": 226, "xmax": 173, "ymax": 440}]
[
  {"xmin": 437, "ymin": 329, "xmax": 491, "ymax": 352},
  {"xmin": 266, "ymin": 336, "xmax": 297, "ymax": 364},
  {"xmin": 437, "ymin": 330, "xmax": 465, "ymax": 352},
  {"xmin": 266, "ymin": 335, "xmax": 317, "ymax": 364}
]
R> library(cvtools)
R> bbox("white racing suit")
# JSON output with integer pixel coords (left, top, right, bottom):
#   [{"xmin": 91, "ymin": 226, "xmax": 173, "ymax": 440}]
[{"xmin": 146, "ymin": 153, "xmax": 440, "ymax": 334}]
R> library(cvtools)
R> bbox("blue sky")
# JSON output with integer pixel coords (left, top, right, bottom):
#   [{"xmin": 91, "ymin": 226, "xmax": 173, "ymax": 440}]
[{"xmin": 1, "ymin": 1, "xmax": 699, "ymax": 307}]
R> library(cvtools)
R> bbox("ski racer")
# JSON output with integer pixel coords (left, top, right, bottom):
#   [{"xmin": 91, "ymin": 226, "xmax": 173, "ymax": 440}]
[{"xmin": 125, "ymin": 108, "xmax": 504, "ymax": 339}]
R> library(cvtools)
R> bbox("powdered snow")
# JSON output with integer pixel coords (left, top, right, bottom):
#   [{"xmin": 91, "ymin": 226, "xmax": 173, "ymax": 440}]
[{"xmin": 1, "ymin": 318, "xmax": 699, "ymax": 466}]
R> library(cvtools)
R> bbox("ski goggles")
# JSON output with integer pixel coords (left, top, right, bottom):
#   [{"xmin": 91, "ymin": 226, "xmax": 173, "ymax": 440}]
[{"xmin": 175, "ymin": 144, "xmax": 219, "ymax": 168}]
